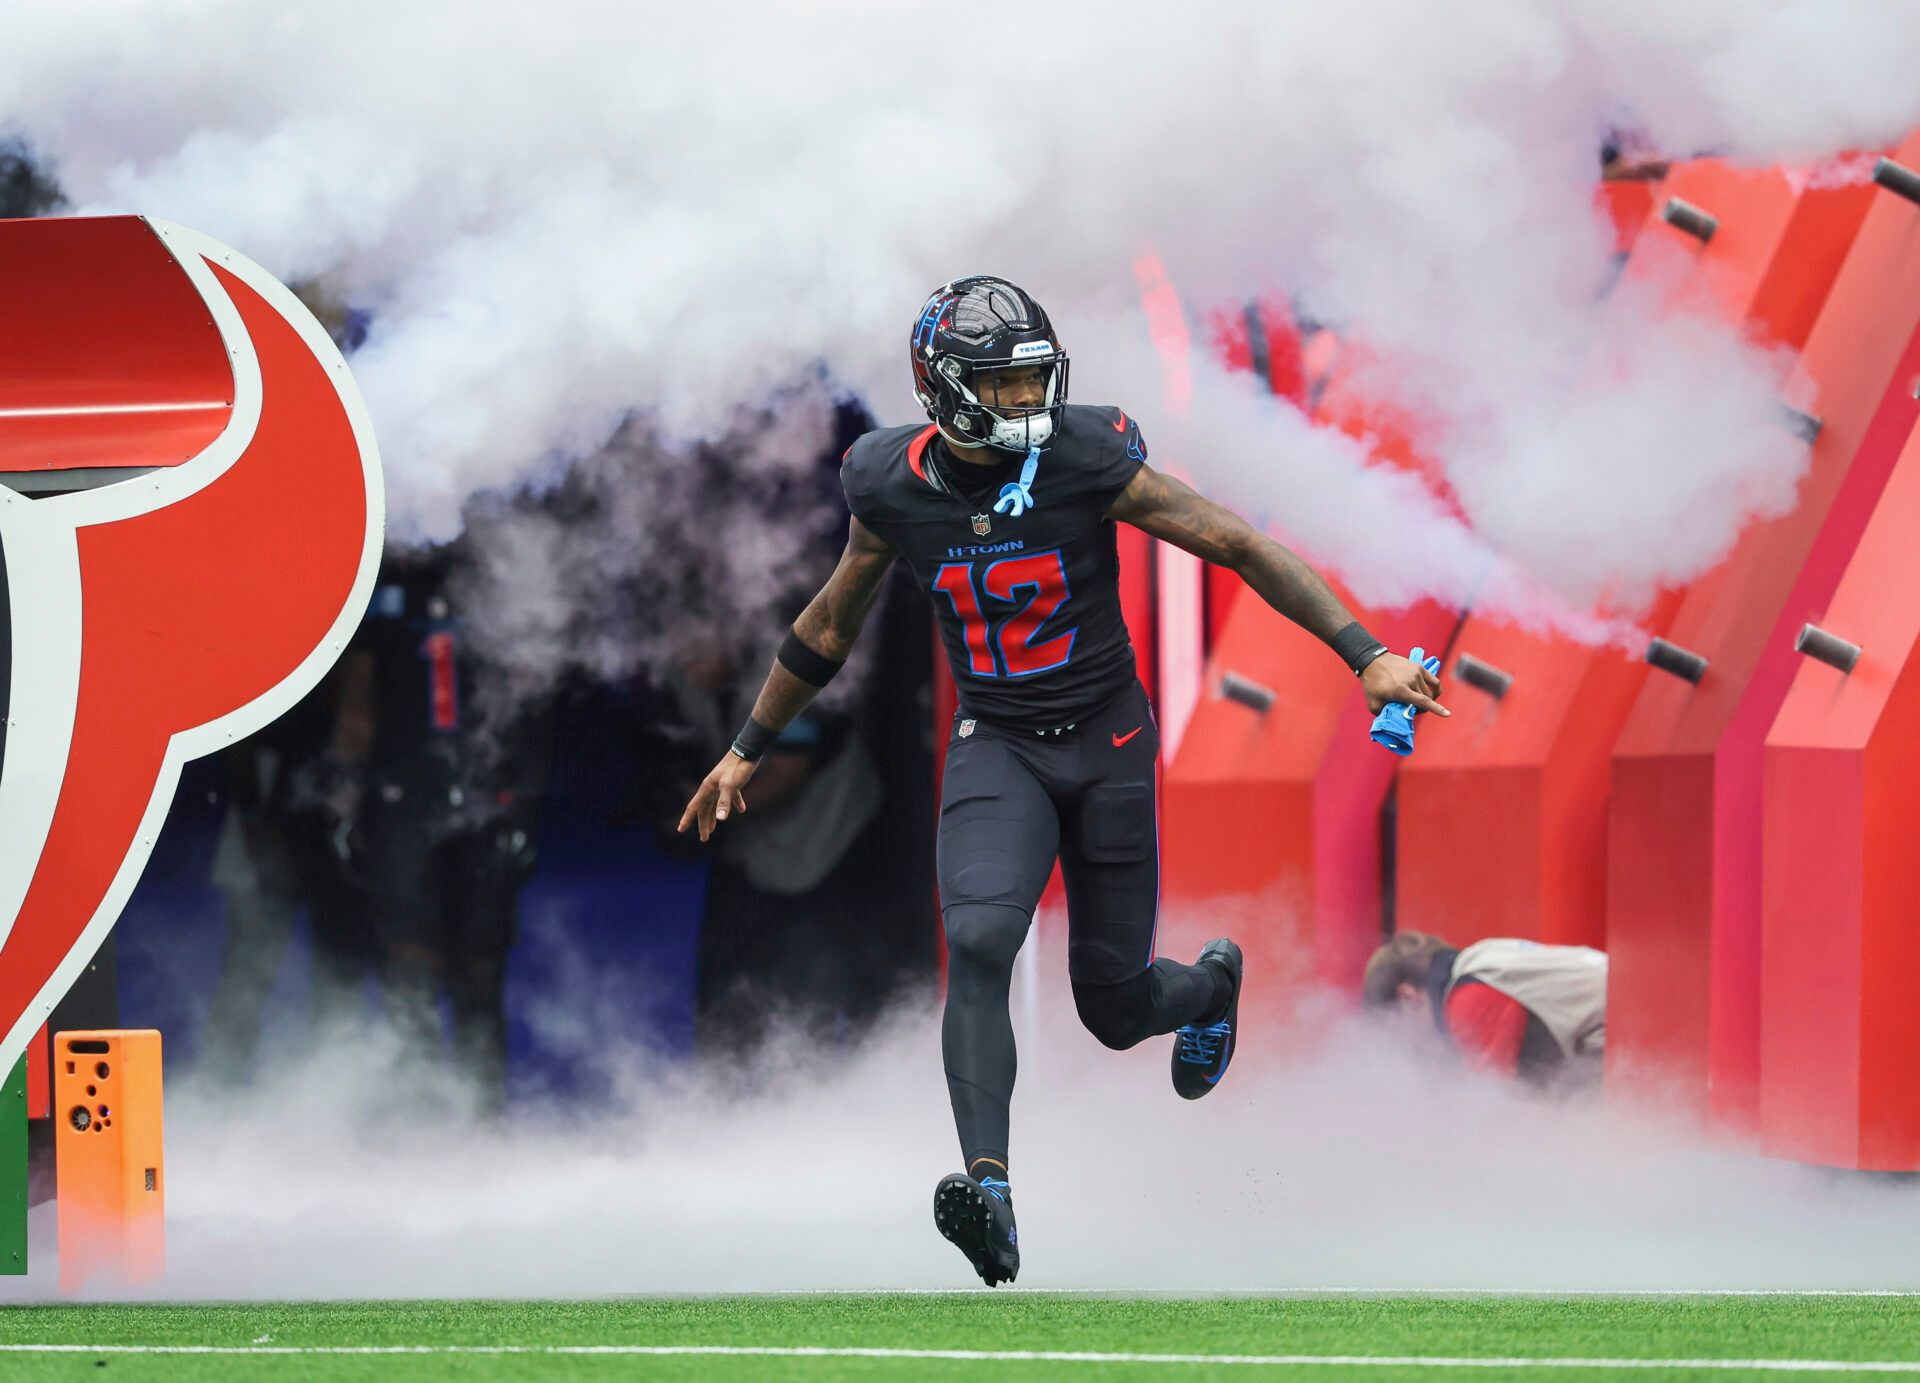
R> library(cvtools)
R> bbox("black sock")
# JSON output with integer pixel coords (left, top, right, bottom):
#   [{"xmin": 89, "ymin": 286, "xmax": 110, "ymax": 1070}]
[{"xmin": 968, "ymin": 1156, "xmax": 1009, "ymax": 1186}]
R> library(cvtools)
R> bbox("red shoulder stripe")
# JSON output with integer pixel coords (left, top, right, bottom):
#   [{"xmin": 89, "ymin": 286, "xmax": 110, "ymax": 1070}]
[{"xmin": 906, "ymin": 424, "xmax": 939, "ymax": 486}]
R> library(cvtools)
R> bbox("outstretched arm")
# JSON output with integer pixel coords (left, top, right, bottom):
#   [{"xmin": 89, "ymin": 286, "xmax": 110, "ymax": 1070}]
[
  {"xmin": 1108, "ymin": 463, "xmax": 1446, "ymax": 716},
  {"xmin": 677, "ymin": 515, "xmax": 897, "ymax": 841}
]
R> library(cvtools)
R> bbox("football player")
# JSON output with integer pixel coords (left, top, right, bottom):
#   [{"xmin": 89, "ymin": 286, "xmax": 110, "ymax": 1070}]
[{"xmin": 682, "ymin": 276, "xmax": 1444, "ymax": 1283}]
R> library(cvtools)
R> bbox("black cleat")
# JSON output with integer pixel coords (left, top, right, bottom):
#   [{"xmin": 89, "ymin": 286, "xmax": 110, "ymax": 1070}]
[
  {"xmin": 1171, "ymin": 938, "xmax": 1241, "ymax": 1100},
  {"xmin": 933, "ymin": 1173, "xmax": 1019, "ymax": 1286}
]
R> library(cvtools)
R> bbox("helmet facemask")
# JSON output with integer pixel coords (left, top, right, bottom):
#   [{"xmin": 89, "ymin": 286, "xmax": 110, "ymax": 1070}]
[{"xmin": 943, "ymin": 353, "xmax": 1069, "ymax": 454}]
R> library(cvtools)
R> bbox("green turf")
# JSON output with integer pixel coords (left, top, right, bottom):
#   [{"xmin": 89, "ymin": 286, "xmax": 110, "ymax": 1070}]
[{"xmin": 1, "ymin": 1294, "xmax": 1919, "ymax": 1380}]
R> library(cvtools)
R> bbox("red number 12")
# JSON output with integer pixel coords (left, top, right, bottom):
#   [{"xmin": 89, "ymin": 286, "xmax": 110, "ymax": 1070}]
[{"xmin": 933, "ymin": 549, "xmax": 1076, "ymax": 678}]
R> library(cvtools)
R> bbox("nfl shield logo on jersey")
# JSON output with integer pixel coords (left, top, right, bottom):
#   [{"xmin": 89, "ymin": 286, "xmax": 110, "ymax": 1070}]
[
  {"xmin": 971, "ymin": 513, "xmax": 992, "ymax": 536},
  {"xmin": 959, "ymin": 719, "xmax": 976, "ymax": 738}
]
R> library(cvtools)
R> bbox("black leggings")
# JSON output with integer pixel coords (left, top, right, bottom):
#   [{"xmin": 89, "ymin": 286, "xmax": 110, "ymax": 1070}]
[
  {"xmin": 936, "ymin": 682, "xmax": 1220, "ymax": 1170},
  {"xmin": 942, "ymin": 902, "xmax": 1221, "ymax": 1168}
]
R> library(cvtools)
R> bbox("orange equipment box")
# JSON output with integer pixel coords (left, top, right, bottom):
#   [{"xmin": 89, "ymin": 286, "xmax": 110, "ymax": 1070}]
[{"xmin": 54, "ymin": 1030, "xmax": 164, "ymax": 1292}]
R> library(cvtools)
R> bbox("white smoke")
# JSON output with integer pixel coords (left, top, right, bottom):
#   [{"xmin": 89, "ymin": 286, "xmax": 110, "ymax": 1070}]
[
  {"xmin": 445, "ymin": 391, "xmax": 875, "ymax": 728},
  {"xmin": 7, "ymin": 0, "xmax": 1917, "ymax": 633},
  {"xmin": 11, "ymin": 930, "xmax": 1920, "ymax": 1301}
]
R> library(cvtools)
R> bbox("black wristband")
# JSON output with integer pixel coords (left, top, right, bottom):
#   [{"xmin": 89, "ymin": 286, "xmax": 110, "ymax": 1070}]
[
  {"xmin": 1330, "ymin": 621, "xmax": 1389, "ymax": 677},
  {"xmin": 776, "ymin": 629, "xmax": 846, "ymax": 688},
  {"xmin": 729, "ymin": 716, "xmax": 778, "ymax": 763}
]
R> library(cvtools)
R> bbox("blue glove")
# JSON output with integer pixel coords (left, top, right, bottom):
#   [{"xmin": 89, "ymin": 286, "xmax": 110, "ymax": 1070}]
[{"xmin": 1369, "ymin": 647, "xmax": 1443, "ymax": 757}]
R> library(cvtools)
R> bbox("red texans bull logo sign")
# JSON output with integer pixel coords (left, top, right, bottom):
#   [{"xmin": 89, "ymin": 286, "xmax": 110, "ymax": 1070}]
[{"xmin": 0, "ymin": 216, "xmax": 383, "ymax": 1078}]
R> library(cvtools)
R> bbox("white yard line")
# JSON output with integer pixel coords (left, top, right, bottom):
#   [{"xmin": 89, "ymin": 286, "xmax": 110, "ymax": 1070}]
[
  {"xmin": 776, "ymin": 1288, "xmax": 1920, "ymax": 1299},
  {"xmin": 2, "ymin": 1345, "xmax": 1920, "ymax": 1371}
]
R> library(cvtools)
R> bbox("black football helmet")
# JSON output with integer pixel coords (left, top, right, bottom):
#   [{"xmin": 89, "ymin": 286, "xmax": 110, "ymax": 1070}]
[{"xmin": 910, "ymin": 276, "xmax": 1069, "ymax": 454}]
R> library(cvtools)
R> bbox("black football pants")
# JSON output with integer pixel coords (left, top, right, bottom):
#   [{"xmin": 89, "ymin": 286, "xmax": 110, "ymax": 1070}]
[{"xmin": 937, "ymin": 679, "xmax": 1220, "ymax": 1171}]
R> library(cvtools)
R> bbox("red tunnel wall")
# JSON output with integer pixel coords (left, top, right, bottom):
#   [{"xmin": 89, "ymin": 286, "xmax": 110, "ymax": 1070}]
[
  {"xmin": 1159, "ymin": 345, "xmax": 1462, "ymax": 1013},
  {"xmin": 1607, "ymin": 133, "xmax": 1920, "ymax": 1135},
  {"xmin": 1159, "ymin": 579, "xmax": 1455, "ymax": 1012},
  {"xmin": 1760, "ymin": 414, "xmax": 1920, "ymax": 1170},
  {"xmin": 1394, "ymin": 159, "xmax": 1868, "ymax": 961}
]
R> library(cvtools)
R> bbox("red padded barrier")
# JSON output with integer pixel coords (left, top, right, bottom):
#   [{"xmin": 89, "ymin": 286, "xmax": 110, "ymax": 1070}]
[
  {"xmin": 1204, "ymin": 561, "xmax": 1241, "ymax": 652},
  {"xmin": 1598, "ymin": 180, "xmax": 1656, "ymax": 256},
  {"xmin": 1396, "ymin": 599, "xmax": 1678, "ymax": 951},
  {"xmin": 0, "ymin": 217, "xmax": 232, "ymax": 473},
  {"xmin": 1163, "ymin": 294, "xmax": 1465, "ymax": 1006},
  {"xmin": 1161, "ymin": 578, "xmax": 1457, "ymax": 1005},
  {"xmin": 1748, "ymin": 173, "xmax": 1879, "ymax": 355},
  {"xmin": 1761, "ymin": 416, "xmax": 1920, "ymax": 1169},
  {"xmin": 1397, "ymin": 160, "xmax": 1866, "ymax": 962},
  {"xmin": 1608, "ymin": 134, "xmax": 1920, "ymax": 1132}
]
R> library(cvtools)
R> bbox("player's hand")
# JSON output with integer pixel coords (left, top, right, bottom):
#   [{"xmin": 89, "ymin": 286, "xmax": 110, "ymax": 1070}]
[
  {"xmin": 1361, "ymin": 653, "xmax": 1449, "ymax": 718},
  {"xmin": 677, "ymin": 752, "xmax": 758, "ymax": 842}
]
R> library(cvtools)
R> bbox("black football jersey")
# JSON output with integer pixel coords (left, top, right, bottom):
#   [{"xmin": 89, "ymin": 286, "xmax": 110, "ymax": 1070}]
[{"xmin": 842, "ymin": 403, "xmax": 1148, "ymax": 729}]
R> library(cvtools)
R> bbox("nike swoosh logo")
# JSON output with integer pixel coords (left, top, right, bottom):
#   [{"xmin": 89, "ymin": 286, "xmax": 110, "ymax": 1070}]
[
  {"xmin": 1206, "ymin": 1029, "xmax": 1233, "ymax": 1083},
  {"xmin": 1112, "ymin": 727, "xmax": 1142, "ymax": 747},
  {"xmin": 1111, "ymin": 410, "xmax": 1128, "ymax": 433}
]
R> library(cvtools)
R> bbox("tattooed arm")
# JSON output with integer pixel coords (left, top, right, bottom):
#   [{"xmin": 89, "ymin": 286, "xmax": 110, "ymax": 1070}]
[
  {"xmin": 1108, "ymin": 462, "xmax": 1356, "ymax": 641},
  {"xmin": 677, "ymin": 515, "xmax": 897, "ymax": 841},
  {"xmin": 1108, "ymin": 463, "xmax": 1446, "ymax": 716}
]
